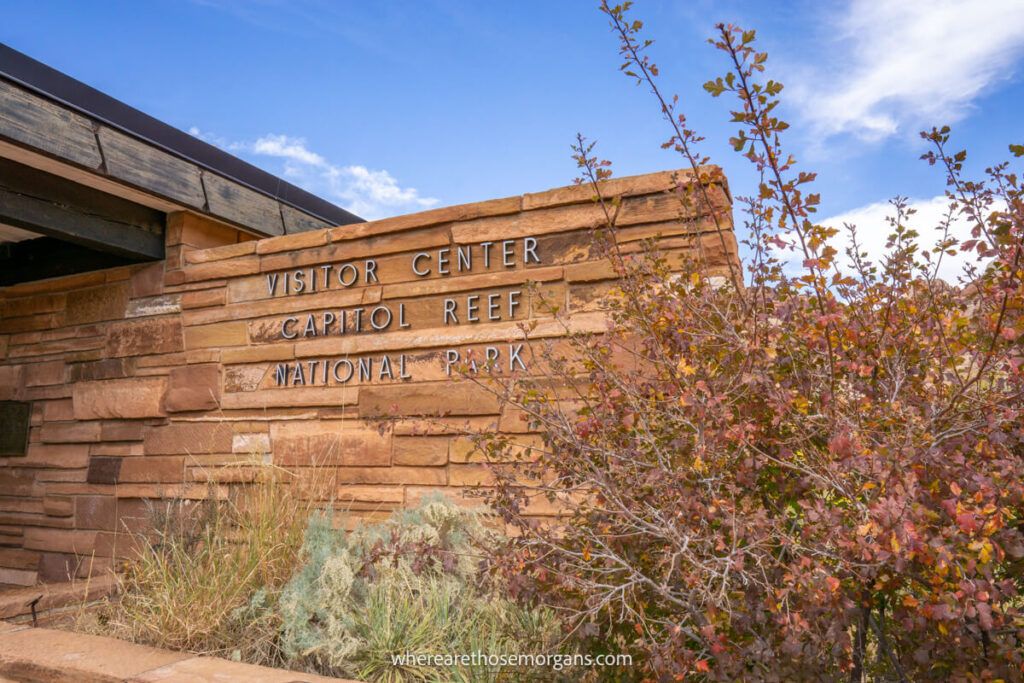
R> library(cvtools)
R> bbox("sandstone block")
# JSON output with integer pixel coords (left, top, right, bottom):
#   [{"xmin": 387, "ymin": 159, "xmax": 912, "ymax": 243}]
[
  {"xmin": 23, "ymin": 361, "xmax": 65, "ymax": 386},
  {"xmin": 359, "ymin": 382, "xmax": 501, "ymax": 417},
  {"xmin": 221, "ymin": 345, "xmax": 294, "ymax": 364},
  {"xmin": 0, "ymin": 365, "xmax": 22, "ymax": 401},
  {"xmin": 69, "ymin": 358, "xmax": 134, "ymax": 382},
  {"xmin": 0, "ymin": 471, "xmax": 34, "ymax": 496},
  {"xmin": 220, "ymin": 386, "xmax": 359, "ymax": 410},
  {"xmin": 334, "ymin": 466, "xmax": 446, "ymax": 486},
  {"xmin": 91, "ymin": 442, "xmax": 144, "ymax": 456},
  {"xmin": 0, "ymin": 567, "xmax": 37, "ymax": 586},
  {"xmin": 232, "ymin": 432, "xmax": 270, "ymax": 455},
  {"xmin": 185, "ymin": 240, "xmax": 256, "ymax": 263},
  {"xmin": 40, "ymin": 422, "xmax": 101, "ymax": 444},
  {"xmin": 107, "ymin": 318, "xmax": 183, "ymax": 357},
  {"xmin": 100, "ymin": 421, "xmax": 146, "ymax": 442},
  {"xmin": 64, "ymin": 283, "xmax": 129, "ymax": 325},
  {"xmin": 327, "ymin": 195, "xmax": 520, "ymax": 242},
  {"xmin": 393, "ymin": 436, "xmax": 449, "ymax": 466},
  {"xmin": 451, "ymin": 203, "xmax": 606, "ymax": 244},
  {"xmin": 450, "ymin": 434, "xmax": 548, "ymax": 463},
  {"xmin": 271, "ymin": 420, "xmax": 391, "ymax": 467},
  {"xmin": 498, "ymin": 406, "xmax": 537, "ymax": 434},
  {"xmin": 337, "ymin": 485, "xmax": 405, "ymax": 505},
  {"xmin": 129, "ymin": 262, "xmax": 165, "ymax": 298},
  {"xmin": 41, "ymin": 399, "xmax": 73, "ymax": 423},
  {"xmin": 0, "ymin": 548, "xmax": 39, "ymax": 570},
  {"xmin": 36, "ymin": 552, "xmax": 77, "ymax": 582},
  {"xmin": 126, "ymin": 294, "xmax": 181, "ymax": 318},
  {"xmin": 117, "ymin": 456, "xmax": 184, "ymax": 483},
  {"xmin": 184, "ymin": 254, "xmax": 261, "ymax": 282},
  {"xmin": 42, "ymin": 496, "xmax": 74, "ymax": 518},
  {"xmin": 521, "ymin": 169, "xmax": 685, "ymax": 210},
  {"xmin": 22, "ymin": 527, "xmax": 98, "ymax": 554},
  {"xmin": 184, "ymin": 321, "xmax": 247, "ymax": 349},
  {"xmin": 180, "ymin": 288, "xmax": 226, "ymax": 309},
  {"xmin": 448, "ymin": 463, "xmax": 496, "ymax": 486},
  {"xmin": 163, "ymin": 364, "xmax": 221, "ymax": 412},
  {"xmin": 86, "ymin": 456, "xmax": 122, "ymax": 485},
  {"xmin": 255, "ymin": 227, "xmax": 329, "ymax": 254},
  {"xmin": 143, "ymin": 422, "xmax": 233, "ymax": 455},
  {"xmin": 1, "ymin": 293, "xmax": 65, "ymax": 318},
  {"xmin": 224, "ymin": 364, "xmax": 267, "ymax": 392},
  {"xmin": 0, "ymin": 626, "xmax": 189, "ymax": 680},
  {"xmin": 74, "ymin": 496, "xmax": 117, "ymax": 530},
  {"xmin": 73, "ymin": 377, "xmax": 167, "ymax": 419}
]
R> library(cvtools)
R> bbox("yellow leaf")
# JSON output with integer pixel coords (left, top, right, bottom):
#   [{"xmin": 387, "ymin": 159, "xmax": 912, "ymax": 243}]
[
  {"xmin": 890, "ymin": 533, "xmax": 901, "ymax": 553},
  {"xmin": 979, "ymin": 541, "xmax": 993, "ymax": 564}
]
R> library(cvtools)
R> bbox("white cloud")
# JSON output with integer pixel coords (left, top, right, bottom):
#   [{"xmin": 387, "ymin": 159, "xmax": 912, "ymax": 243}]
[
  {"xmin": 188, "ymin": 128, "xmax": 438, "ymax": 220},
  {"xmin": 793, "ymin": 0, "xmax": 1024, "ymax": 140},
  {"xmin": 816, "ymin": 195, "xmax": 989, "ymax": 282}
]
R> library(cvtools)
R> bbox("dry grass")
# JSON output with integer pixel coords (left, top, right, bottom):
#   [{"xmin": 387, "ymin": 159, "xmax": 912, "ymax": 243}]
[{"xmin": 80, "ymin": 463, "xmax": 328, "ymax": 667}]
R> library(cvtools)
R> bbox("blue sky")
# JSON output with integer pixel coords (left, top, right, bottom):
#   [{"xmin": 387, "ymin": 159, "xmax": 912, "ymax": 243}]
[{"xmin": 3, "ymin": 0, "xmax": 1023, "ymax": 270}]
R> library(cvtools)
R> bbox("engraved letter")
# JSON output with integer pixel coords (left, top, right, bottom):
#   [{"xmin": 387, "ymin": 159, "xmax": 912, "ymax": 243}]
[
  {"xmin": 378, "ymin": 355, "xmax": 394, "ymax": 380},
  {"xmin": 457, "ymin": 245, "xmax": 472, "ymax": 272},
  {"xmin": 508, "ymin": 290, "xmax": 521, "ymax": 318},
  {"xmin": 502, "ymin": 240, "xmax": 515, "ymax": 267},
  {"xmin": 509, "ymin": 343, "xmax": 526, "ymax": 371},
  {"xmin": 412, "ymin": 252, "xmax": 431, "ymax": 276},
  {"xmin": 443, "ymin": 298, "xmax": 458, "ymax": 325},
  {"xmin": 322, "ymin": 311, "xmax": 336, "ymax": 336},
  {"xmin": 333, "ymin": 359, "xmax": 354, "ymax": 383},
  {"xmin": 444, "ymin": 349, "xmax": 460, "ymax": 376},
  {"xmin": 275, "ymin": 363, "xmax": 289, "ymax": 386},
  {"xmin": 365, "ymin": 259, "xmax": 378, "ymax": 283},
  {"xmin": 281, "ymin": 316, "xmax": 299, "ymax": 339},
  {"xmin": 338, "ymin": 263, "xmax": 358, "ymax": 287},
  {"xmin": 370, "ymin": 305, "xmax": 393, "ymax": 331},
  {"xmin": 357, "ymin": 357, "xmax": 373, "ymax": 381},
  {"xmin": 487, "ymin": 293, "xmax": 500, "ymax": 320},
  {"xmin": 524, "ymin": 237, "xmax": 540, "ymax": 264}
]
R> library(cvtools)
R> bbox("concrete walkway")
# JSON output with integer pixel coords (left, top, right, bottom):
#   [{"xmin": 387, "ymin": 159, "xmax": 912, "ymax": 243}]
[{"xmin": 0, "ymin": 621, "xmax": 355, "ymax": 682}]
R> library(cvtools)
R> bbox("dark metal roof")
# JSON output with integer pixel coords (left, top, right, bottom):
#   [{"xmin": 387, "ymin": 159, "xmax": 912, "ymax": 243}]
[{"xmin": 0, "ymin": 43, "xmax": 363, "ymax": 227}]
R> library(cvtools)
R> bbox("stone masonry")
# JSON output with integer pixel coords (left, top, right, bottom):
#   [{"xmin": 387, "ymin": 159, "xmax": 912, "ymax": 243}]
[{"xmin": 0, "ymin": 168, "xmax": 738, "ymax": 584}]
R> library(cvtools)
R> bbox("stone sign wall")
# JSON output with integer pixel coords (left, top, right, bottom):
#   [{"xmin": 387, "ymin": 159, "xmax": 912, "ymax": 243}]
[{"xmin": 0, "ymin": 168, "xmax": 736, "ymax": 584}]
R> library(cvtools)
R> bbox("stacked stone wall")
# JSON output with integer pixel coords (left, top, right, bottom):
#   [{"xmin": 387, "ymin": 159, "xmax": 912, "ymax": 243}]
[{"xmin": 0, "ymin": 168, "xmax": 736, "ymax": 584}]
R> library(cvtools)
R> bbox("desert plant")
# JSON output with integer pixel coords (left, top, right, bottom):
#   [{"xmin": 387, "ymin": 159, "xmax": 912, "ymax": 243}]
[
  {"xmin": 84, "ymin": 466, "xmax": 314, "ymax": 667},
  {"xmin": 278, "ymin": 493, "xmax": 566, "ymax": 682},
  {"xmin": 480, "ymin": 2, "xmax": 1024, "ymax": 680}
]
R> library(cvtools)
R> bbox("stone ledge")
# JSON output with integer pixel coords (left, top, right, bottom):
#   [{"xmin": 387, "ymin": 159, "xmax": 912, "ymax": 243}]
[{"xmin": 0, "ymin": 624, "xmax": 355, "ymax": 682}]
